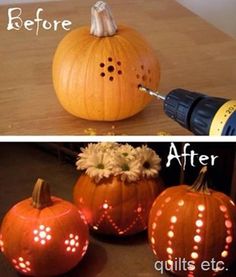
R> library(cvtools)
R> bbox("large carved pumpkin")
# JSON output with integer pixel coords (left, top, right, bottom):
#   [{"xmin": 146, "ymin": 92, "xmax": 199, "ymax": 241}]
[
  {"xmin": 73, "ymin": 173, "xmax": 163, "ymax": 236},
  {"xmin": 53, "ymin": 1, "xmax": 160, "ymax": 121},
  {"xmin": 0, "ymin": 179, "xmax": 89, "ymax": 276},
  {"xmin": 148, "ymin": 167, "xmax": 236, "ymax": 277}
]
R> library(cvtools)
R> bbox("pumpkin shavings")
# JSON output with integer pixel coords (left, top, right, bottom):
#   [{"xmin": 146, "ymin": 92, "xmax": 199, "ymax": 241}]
[
  {"xmin": 156, "ymin": 131, "xmax": 171, "ymax": 136},
  {"xmin": 83, "ymin": 126, "xmax": 171, "ymax": 136},
  {"xmin": 84, "ymin": 128, "xmax": 97, "ymax": 135}
]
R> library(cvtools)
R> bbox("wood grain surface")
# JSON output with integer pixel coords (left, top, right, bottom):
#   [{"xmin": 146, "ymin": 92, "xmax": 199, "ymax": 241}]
[{"xmin": 0, "ymin": 0, "xmax": 236, "ymax": 135}]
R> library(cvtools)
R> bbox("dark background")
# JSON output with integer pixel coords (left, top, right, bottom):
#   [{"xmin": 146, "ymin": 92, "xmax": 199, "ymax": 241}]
[
  {"xmin": 37, "ymin": 142, "xmax": 236, "ymax": 195},
  {"xmin": 0, "ymin": 142, "xmax": 235, "ymax": 277}
]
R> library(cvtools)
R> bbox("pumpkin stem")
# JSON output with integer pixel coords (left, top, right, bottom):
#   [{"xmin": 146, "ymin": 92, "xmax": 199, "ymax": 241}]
[
  {"xmin": 32, "ymin": 178, "xmax": 53, "ymax": 209},
  {"xmin": 189, "ymin": 166, "xmax": 210, "ymax": 194},
  {"xmin": 90, "ymin": 1, "xmax": 117, "ymax": 37}
]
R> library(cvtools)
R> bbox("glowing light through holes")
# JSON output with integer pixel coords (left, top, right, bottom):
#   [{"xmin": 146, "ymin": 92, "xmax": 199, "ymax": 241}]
[
  {"xmin": 137, "ymin": 206, "xmax": 142, "ymax": 213},
  {"xmin": 178, "ymin": 200, "xmax": 184, "ymax": 207},
  {"xmin": 219, "ymin": 205, "xmax": 227, "ymax": 213},
  {"xmin": 152, "ymin": 222, "xmax": 157, "ymax": 230},
  {"xmin": 165, "ymin": 197, "xmax": 171, "ymax": 203},
  {"xmin": 170, "ymin": 216, "xmax": 177, "ymax": 224},
  {"xmin": 167, "ymin": 260, "xmax": 173, "ymax": 266},
  {"xmin": 198, "ymin": 205, "xmax": 205, "ymax": 212},
  {"xmin": 165, "ymin": 204, "xmax": 182, "ymax": 265},
  {"xmin": 78, "ymin": 210, "xmax": 88, "ymax": 225},
  {"xmin": 194, "ymin": 235, "xmax": 201, "ymax": 243},
  {"xmin": 33, "ymin": 225, "xmax": 51, "ymax": 245},
  {"xmin": 103, "ymin": 202, "xmax": 109, "ymax": 210},
  {"xmin": 156, "ymin": 210, "xmax": 162, "ymax": 216},
  {"xmin": 0, "ymin": 234, "xmax": 4, "ymax": 252},
  {"xmin": 151, "ymin": 208, "xmax": 163, "ymax": 249},
  {"xmin": 190, "ymin": 204, "xmax": 205, "ymax": 269},
  {"xmin": 81, "ymin": 240, "xmax": 89, "ymax": 257},
  {"xmin": 167, "ymin": 247, "xmax": 173, "ymax": 254},
  {"xmin": 226, "ymin": 236, "xmax": 233, "ymax": 243},
  {"xmin": 150, "ymin": 196, "xmax": 183, "ymax": 259},
  {"xmin": 65, "ymin": 234, "xmax": 79, "ymax": 253},
  {"xmin": 230, "ymin": 200, "xmax": 235, "ymax": 206},
  {"xmin": 219, "ymin": 203, "xmax": 233, "ymax": 260},
  {"xmin": 93, "ymin": 202, "xmax": 146, "ymax": 235},
  {"xmin": 195, "ymin": 219, "xmax": 203, "ymax": 228},
  {"xmin": 12, "ymin": 257, "xmax": 31, "ymax": 273},
  {"xmin": 191, "ymin": 252, "xmax": 198, "ymax": 259},
  {"xmin": 188, "ymin": 262, "xmax": 196, "ymax": 271},
  {"xmin": 221, "ymin": 250, "xmax": 228, "ymax": 258},
  {"xmin": 151, "ymin": 237, "xmax": 155, "ymax": 244},
  {"xmin": 225, "ymin": 220, "xmax": 232, "ymax": 229}
]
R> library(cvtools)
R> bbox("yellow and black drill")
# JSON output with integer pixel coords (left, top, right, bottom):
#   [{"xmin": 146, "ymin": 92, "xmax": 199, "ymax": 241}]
[{"xmin": 139, "ymin": 85, "xmax": 236, "ymax": 136}]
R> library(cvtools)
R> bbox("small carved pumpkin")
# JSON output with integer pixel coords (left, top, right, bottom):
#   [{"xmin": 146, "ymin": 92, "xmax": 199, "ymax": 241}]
[
  {"xmin": 53, "ymin": 1, "xmax": 160, "ymax": 121},
  {"xmin": 0, "ymin": 179, "xmax": 89, "ymax": 276},
  {"xmin": 73, "ymin": 173, "xmax": 163, "ymax": 236},
  {"xmin": 148, "ymin": 167, "xmax": 236, "ymax": 277}
]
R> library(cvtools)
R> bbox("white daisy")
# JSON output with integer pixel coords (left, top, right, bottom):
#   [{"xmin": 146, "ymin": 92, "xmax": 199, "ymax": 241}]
[
  {"xmin": 113, "ymin": 155, "xmax": 141, "ymax": 182},
  {"xmin": 116, "ymin": 143, "xmax": 136, "ymax": 160},
  {"xmin": 136, "ymin": 145, "xmax": 161, "ymax": 178},
  {"xmin": 85, "ymin": 151, "xmax": 113, "ymax": 182},
  {"xmin": 76, "ymin": 143, "xmax": 161, "ymax": 183},
  {"xmin": 96, "ymin": 142, "xmax": 120, "ymax": 152},
  {"xmin": 76, "ymin": 143, "xmax": 98, "ymax": 170}
]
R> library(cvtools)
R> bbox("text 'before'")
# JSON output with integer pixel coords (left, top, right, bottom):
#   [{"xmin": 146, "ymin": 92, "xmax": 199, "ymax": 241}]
[{"xmin": 7, "ymin": 8, "xmax": 72, "ymax": 36}]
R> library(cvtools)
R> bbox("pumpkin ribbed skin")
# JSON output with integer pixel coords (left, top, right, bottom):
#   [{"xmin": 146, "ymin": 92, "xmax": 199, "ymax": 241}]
[
  {"xmin": 53, "ymin": 25, "xmax": 160, "ymax": 121},
  {"xmin": 148, "ymin": 185, "xmax": 236, "ymax": 277},
  {"xmin": 73, "ymin": 173, "xmax": 163, "ymax": 235},
  {"xmin": 0, "ymin": 196, "xmax": 89, "ymax": 276}
]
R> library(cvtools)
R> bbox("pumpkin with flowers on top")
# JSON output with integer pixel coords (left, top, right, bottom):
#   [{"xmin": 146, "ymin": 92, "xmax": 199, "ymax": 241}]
[{"xmin": 73, "ymin": 142, "xmax": 164, "ymax": 236}]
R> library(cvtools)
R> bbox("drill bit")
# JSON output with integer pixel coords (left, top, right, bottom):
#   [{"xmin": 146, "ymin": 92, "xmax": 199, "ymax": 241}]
[{"xmin": 138, "ymin": 85, "xmax": 166, "ymax": 101}]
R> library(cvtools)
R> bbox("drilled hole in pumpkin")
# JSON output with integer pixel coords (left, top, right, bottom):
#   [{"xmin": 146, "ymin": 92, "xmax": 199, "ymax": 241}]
[
  {"xmin": 117, "ymin": 61, "xmax": 121, "ymax": 66},
  {"xmin": 136, "ymin": 74, "xmax": 140, "ymax": 79},
  {"xmin": 108, "ymin": 57, "xmax": 113, "ymax": 62},
  {"xmin": 198, "ymin": 205, "xmax": 205, "ymax": 212},
  {"xmin": 101, "ymin": 72, "xmax": 105, "ymax": 77},
  {"xmin": 100, "ymin": 63, "xmax": 105, "ymax": 68},
  {"xmin": 225, "ymin": 220, "xmax": 232, "ymax": 228},
  {"xmin": 109, "ymin": 76, "xmax": 114, "ymax": 81},
  {"xmin": 141, "ymin": 65, "xmax": 144, "ymax": 70},
  {"xmin": 118, "ymin": 70, "xmax": 122, "ymax": 75},
  {"xmin": 148, "ymin": 69, "xmax": 151, "ymax": 74},
  {"xmin": 108, "ymin": 65, "xmax": 114, "ymax": 72},
  {"xmin": 142, "ymin": 75, "xmax": 147, "ymax": 81}
]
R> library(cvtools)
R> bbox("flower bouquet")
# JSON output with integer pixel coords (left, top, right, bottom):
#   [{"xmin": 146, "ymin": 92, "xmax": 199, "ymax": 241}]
[{"xmin": 73, "ymin": 142, "xmax": 164, "ymax": 236}]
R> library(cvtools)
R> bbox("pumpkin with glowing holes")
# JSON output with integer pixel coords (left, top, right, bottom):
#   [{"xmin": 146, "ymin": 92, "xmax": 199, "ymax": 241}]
[
  {"xmin": 148, "ymin": 167, "xmax": 236, "ymax": 277},
  {"xmin": 0, "ymin": 179, "xmax": 89, "ymax": 276},
  {"xmin": 52, "ymin": 1, "xmax": 160, "ymax": 121},
  {"xmin": 73, "ymin": 173, "xmax": 164, "ymax": 236}
]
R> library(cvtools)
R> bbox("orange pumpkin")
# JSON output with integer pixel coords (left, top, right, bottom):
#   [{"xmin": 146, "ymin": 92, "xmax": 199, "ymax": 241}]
[
  {"xmin": 73, "ymin": 173, "xmax": 163, "ymax": 236},
  {"xmin": 0, "ymin": 179, "xmax": 89, "ymax": 276},
  {"xmin": 53, "ymin": 1, "xmax": 160, "ymax": 121},
  {"xmin": 148, "ymin": 167, "xmax": 236, "ymax": 277}
]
